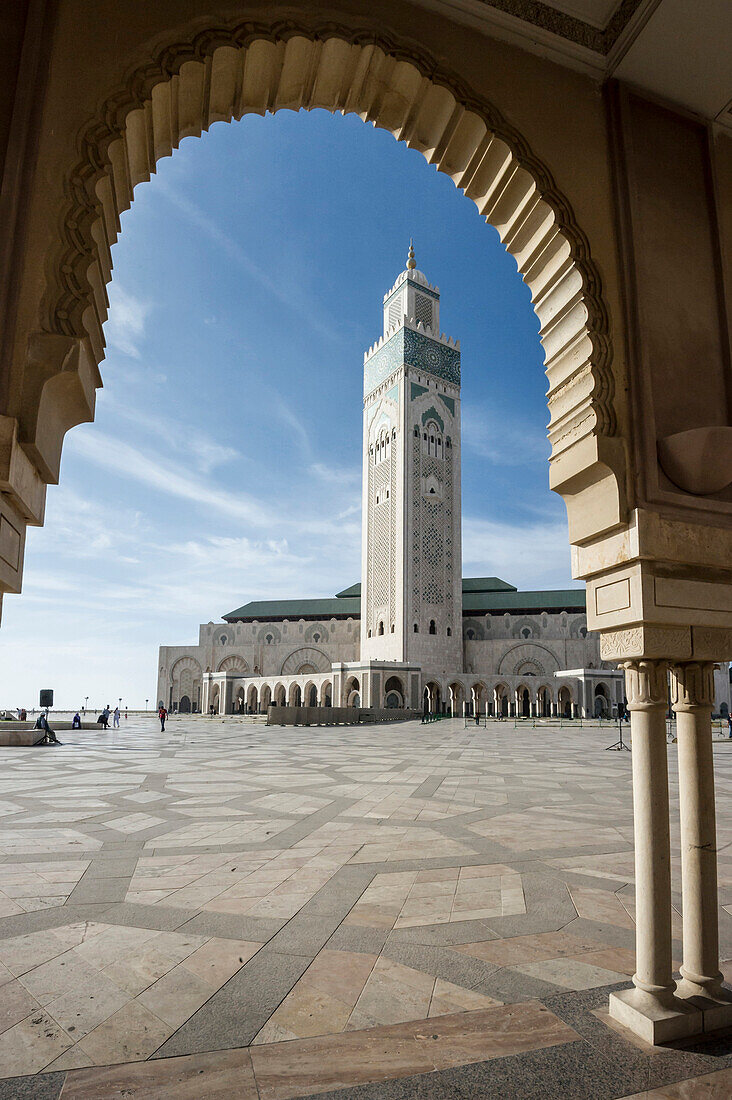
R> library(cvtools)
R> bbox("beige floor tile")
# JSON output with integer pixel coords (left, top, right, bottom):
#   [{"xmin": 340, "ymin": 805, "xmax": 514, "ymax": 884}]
[
  {"xmin": 0, "ymin": 1009, "xmax": 73, "ymax": 1076},
  {"xmin": 428, "ymin": 978, "xmax": 503, "ymax": 1017},
  {"xmin": 0, "ymin": 978, "xmax": 41, "ymax": 1035},
  {"xmin": 46, "ymin": 973, "xmax": 131, "ymax": 1039},
  {"xmin": 60, "ymin": 1047, "xmax": 260, "ymax": 1099},
  {"xmin": 136, "ymin": 963, "xmax": 215, "ymax": 1028},
  {"xmin": 77, "ymin": 999, "xmax": 172, "ymax": 1065},
  {"xmin": 513, "ymin": 957, "xmax": 628, "ymax": 990},
  {"xmin": 180, "ymin": 937, "xmax": 262, "ymax": 987}
]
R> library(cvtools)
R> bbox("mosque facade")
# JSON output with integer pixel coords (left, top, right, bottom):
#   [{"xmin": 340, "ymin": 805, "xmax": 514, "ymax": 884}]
[{"xmin": 157, "ymin": 251, "xmax": 730, "ymax": 720}]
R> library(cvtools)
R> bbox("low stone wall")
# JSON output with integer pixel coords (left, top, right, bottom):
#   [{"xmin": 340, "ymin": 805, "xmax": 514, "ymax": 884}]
[
  {"xmin": 266, "ymin": 707, "xmax": 420, "ymax": 727},
  {"xmin": 0, "ymin": 721, "xmax": 98, "ymax": 731},
  {"xmin": 0, "ymin": 730, "xmax": 46, "ymax": 746}
]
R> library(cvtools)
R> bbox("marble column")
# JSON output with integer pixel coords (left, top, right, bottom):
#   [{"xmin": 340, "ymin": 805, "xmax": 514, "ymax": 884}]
[
  {"xmin": 609, "ymin": 659, "xmax": 699, "ymax": 1043},
  {"xmin": 670, "ymin": 662, "xmax": 732, "ymax": 1027}
]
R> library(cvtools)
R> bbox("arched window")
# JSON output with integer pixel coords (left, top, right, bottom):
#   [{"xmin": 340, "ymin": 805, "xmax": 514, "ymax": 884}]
[
  {"xmin": 467, "ymin": 629, "xmax": 474, "ymax": 640},
  {"xmin": 378, "ymin": 621, "xmax": 384, "ymax": 636},
  {"xmin": 266, "ymin": 634, "xmax": 273, "ymax": 644},
  {"xmin": 446, "ymin": 627, "xmax": 452, "ymax": 636},
  {"xmin": 521, "ymin": 627, "xmax": 531, "ymax": 639},
  {"xmin": 429, "ymin": 620, "xmax": 436, "ymax": 635},
  {"xmin": 413, "ymin": 623, "xmax": 419, "ymax": 633},
  {"xmin": 220, "ymin": 634, "xmax": 228, "ymax": 645},
  {"xmin": 313, "ymin": 632, "xmax": 320, "ymax": 642},
  {"xmin": 390, "ymin": 624, "xmax": 395, "ymax": 633}
]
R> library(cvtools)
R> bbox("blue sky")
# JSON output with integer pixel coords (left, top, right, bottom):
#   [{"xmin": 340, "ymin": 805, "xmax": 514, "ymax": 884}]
[{"xmin": 0, "ymin": 109, "xmax": 577, "ymax": 710}]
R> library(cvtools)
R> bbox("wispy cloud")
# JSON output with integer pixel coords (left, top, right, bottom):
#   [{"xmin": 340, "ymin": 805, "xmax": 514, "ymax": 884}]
[
  {"xmin": 67, "ymin": 430, "xmax": 275, "ymax": 527},
  {"xmin": 114, "ymin": 405, "xmax": 240, "ymax": 474},
  {"xmin": 104, "ymin": 285, "xmax": 152, "ymax": 359},
  {"xmin": 309, "ymin": 462, "xmax": 360, "ymax": 485},
  {"xmin": 156, "ymin": 181, "xmax": 344, "ymax": 344},
  {"xmin": 461, "ymin": 405, "xmax": 550, "ymax": 466}
]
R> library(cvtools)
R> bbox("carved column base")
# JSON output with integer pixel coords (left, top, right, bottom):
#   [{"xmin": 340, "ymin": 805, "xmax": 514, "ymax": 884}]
[{"xmin": 608, "ymin": 988, "xmax": 703, "ymax": 1044}]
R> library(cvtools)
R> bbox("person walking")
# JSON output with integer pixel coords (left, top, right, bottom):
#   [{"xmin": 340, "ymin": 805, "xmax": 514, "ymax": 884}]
[
  {"xmin": 113, "ymin": 706, "xmax": 120, "ymax": 729},
  {"xmin": 159, "ymin": 704, "xmax": 168, "ymax": 732},
  {"xmin": 100, "ymin": 705, "xmax": 110, "ymax": 729},
  {"xmin": 727, "ymin": 711, "xmax": 732, "ymax": 739}
]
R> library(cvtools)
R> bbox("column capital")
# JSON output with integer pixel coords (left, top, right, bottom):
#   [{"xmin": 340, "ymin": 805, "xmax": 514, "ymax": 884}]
[
  {"xmin": 620, "ymin": 659, "xmax": 669, "ymax": 710},
  {"xmin": 669, "ymin": 661, "xmax": 716, "ymax": 711}
]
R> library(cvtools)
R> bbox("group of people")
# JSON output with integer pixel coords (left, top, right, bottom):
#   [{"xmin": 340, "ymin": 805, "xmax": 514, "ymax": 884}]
[{"xmin": 96, "ymin": 705, "xmax": 123, "ymax": 729}]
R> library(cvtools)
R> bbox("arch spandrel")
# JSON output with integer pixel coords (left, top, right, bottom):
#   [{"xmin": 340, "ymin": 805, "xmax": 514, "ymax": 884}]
[{"xmin": 7, "ymin": 23, "xmax": 624, "ymax": 580}]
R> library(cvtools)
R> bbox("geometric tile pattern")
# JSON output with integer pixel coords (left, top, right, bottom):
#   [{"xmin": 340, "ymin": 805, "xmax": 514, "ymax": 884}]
[{"xmin": 0, "ymin": 715, "xmax": 729, "ymax": 1099}]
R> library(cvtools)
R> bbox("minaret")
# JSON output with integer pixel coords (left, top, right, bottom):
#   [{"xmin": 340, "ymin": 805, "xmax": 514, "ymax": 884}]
[{"xmin": 360, "ymin": 243, "xmax": 463, "ymax": 673}]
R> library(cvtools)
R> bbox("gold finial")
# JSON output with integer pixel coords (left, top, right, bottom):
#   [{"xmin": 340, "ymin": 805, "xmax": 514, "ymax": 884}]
[{"xmin": 406, "ymin": 239, "xmax": 416, "ymax": 270}]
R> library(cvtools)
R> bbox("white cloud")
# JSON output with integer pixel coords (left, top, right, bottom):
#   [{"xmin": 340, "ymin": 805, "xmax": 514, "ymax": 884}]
[
  {"xmin": 66, "ymin": 430, "xmax": 275, "ymax": 527},
  {"xmin": 309, "ymin": 462, "xmax": 360, "ymax": 485},
  {"xmin": 114, "ymin": 405, "xmax": 240, "ymax": 474},
  {"xmin": 104, "ymin": 285, "xmax": 152, "ymax": 359},
  {"xmin": 462, "ymin": 516, "xmax": 576, "ymax": 589}
]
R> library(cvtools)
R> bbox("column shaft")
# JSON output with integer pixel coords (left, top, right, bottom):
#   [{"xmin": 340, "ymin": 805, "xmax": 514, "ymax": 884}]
[
  {"xmin": 624, "ymin": 660, "xmax": 676, "ymax": 1003},
  {"xmin": 670, "ymin": 662, "xmax": 725, "ymax": 1000}
]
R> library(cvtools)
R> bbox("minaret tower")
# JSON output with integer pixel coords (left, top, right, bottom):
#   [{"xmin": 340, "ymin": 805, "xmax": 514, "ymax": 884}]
[{"xmin": 360, "ymin": 243, "xmax": 463, "ymax": 674}]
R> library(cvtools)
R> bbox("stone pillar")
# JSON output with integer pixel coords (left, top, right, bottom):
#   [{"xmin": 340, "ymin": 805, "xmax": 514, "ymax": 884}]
[
  {"xmin": 609, "ymin": 660, "xmax": 699, "ymax": 1043},
  {"xmin": 670, "ymin": 662, "xmax": 732, "ymax": 1027}
]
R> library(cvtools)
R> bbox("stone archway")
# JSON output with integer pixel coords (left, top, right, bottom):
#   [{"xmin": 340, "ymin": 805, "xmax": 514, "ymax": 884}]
[
  {"xmin": 7, "ymin": 8, "xmax": 732, "ymax": 1049},
  {"xmin": 14, "ymin": 26, "xmax": 623, "ymax": 597}
]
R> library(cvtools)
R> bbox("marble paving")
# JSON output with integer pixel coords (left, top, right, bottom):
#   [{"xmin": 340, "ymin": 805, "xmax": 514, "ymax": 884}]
[{"xmin": 0, "ymin": 715, "xmax": 730, "ymax": 1098}]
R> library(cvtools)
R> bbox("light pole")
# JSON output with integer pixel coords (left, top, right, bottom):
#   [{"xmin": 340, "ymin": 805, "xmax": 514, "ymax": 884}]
[
  {"xmin": 145, "ymin": 698, "xmax": 148, "ymax": 712},
  {"xmin": 84, "ymin": 695, "xmax": 88, "ymax": 714}
]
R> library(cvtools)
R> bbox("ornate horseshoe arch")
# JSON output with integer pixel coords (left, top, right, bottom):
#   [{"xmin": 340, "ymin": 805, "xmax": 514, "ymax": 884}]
[{"xmin": 20, "ymin": 20, "xmax": 623, "ymax": 563}]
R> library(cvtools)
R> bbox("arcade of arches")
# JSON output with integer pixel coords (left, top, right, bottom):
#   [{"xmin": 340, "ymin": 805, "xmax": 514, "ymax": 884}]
[{"xmin": 2, "ymin": 0, "xmax": 732, "ymax": 1050}]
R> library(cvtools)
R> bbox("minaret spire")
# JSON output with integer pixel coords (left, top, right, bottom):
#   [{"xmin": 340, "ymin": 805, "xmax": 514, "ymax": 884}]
[{"xmin": 406, "ymin": 239, "xmax": 416, "ymax": 271}]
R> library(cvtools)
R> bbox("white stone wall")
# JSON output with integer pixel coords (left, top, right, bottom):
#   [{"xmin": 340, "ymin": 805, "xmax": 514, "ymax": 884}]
[{"xmin": 159, "ymin": 611, "xmax": 732, "ymax": 715}]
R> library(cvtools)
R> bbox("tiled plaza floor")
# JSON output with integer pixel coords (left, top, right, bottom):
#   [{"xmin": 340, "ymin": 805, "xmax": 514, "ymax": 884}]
[{"xmin": 0, "ymin": 716, "xmax": 730, "ymax": 1098}]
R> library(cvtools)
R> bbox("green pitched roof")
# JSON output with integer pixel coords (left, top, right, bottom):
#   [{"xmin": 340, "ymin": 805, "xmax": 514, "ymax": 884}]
[
  {"xmin": 462, "ymin": 588, "xmax": 585, "ymax": 613},
  {"xmin": 461, "ymin": 577, "xmax": 517, "ymax": 593},
  {"xmin": 223, "ymin": 597, "xmax": 360, "ymax": 622},
  {"xmin": 223, "ymin": 579, "xmax": 585, "ymax": 622},
  {"xmin": 335, "ymin": 583, "xmax": 362, "ymax": 598}
]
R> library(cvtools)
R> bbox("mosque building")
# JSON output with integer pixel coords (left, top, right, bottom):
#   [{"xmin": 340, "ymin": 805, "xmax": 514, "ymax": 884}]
[{"xmin": 157, "ymin": 248, "xmax": 729, "ymax": 720}]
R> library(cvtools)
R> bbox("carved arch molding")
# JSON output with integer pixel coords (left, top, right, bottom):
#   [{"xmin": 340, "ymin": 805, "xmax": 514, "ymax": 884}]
[
  {"xmin": 18, "ymin": 20, "xmax": 623, "ymax": 562},
  {"xmin": 280, "ymin": 647, "xmax": 331, "ymax": 675},
  {"xmin": 498, "ymin": 643, "xmax": 561, "ymax": 677}
]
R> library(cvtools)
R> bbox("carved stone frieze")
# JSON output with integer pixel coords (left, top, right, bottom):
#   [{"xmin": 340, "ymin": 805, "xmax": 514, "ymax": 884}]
[
  {"xmin": 690, "ymin": 627, "xmax": 732, "ymax": 661},
  {"xmin": 600, "ymin": 625, "xmax": 692, "ymax": 662},
  {"xmin": 619, "ymin": 659, "xmax": 669, "ymax": 709},
  {"xmin": 669, "ymin": 662, "xmax": 715, "ymax": 710}
]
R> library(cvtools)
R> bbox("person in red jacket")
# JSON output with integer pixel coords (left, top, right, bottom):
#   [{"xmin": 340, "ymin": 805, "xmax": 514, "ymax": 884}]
[{"xmin": 158, "ymin": 705, "xmax": 168, "ymax": 732}]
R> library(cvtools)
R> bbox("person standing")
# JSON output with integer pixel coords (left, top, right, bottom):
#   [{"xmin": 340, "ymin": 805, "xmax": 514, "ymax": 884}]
[
  {"xmin": 159, "ymin": 704, "xmax": 168, "ymax": 732},
  {"xmin": 727, "ymin": 711, "xmax": 732, "ymax": 739},
  {"xmin": 100, "ymin": 705, "xmax": 110, "ymax": 729},
  {"xmin": 113, "ymin": 706, "xmax": 120, "ymax": 728}
]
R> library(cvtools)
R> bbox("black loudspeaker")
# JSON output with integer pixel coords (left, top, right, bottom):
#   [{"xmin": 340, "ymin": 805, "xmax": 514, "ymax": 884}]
[{"xmin": 39, "ymin": 689, "xmax": 54, "ymax": 708}]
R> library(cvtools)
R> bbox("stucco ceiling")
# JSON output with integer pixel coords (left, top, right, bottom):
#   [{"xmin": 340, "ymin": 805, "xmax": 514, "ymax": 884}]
[{"xmin": 419, "ymin": 0, "xmax": 732, "ymax": 126}]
